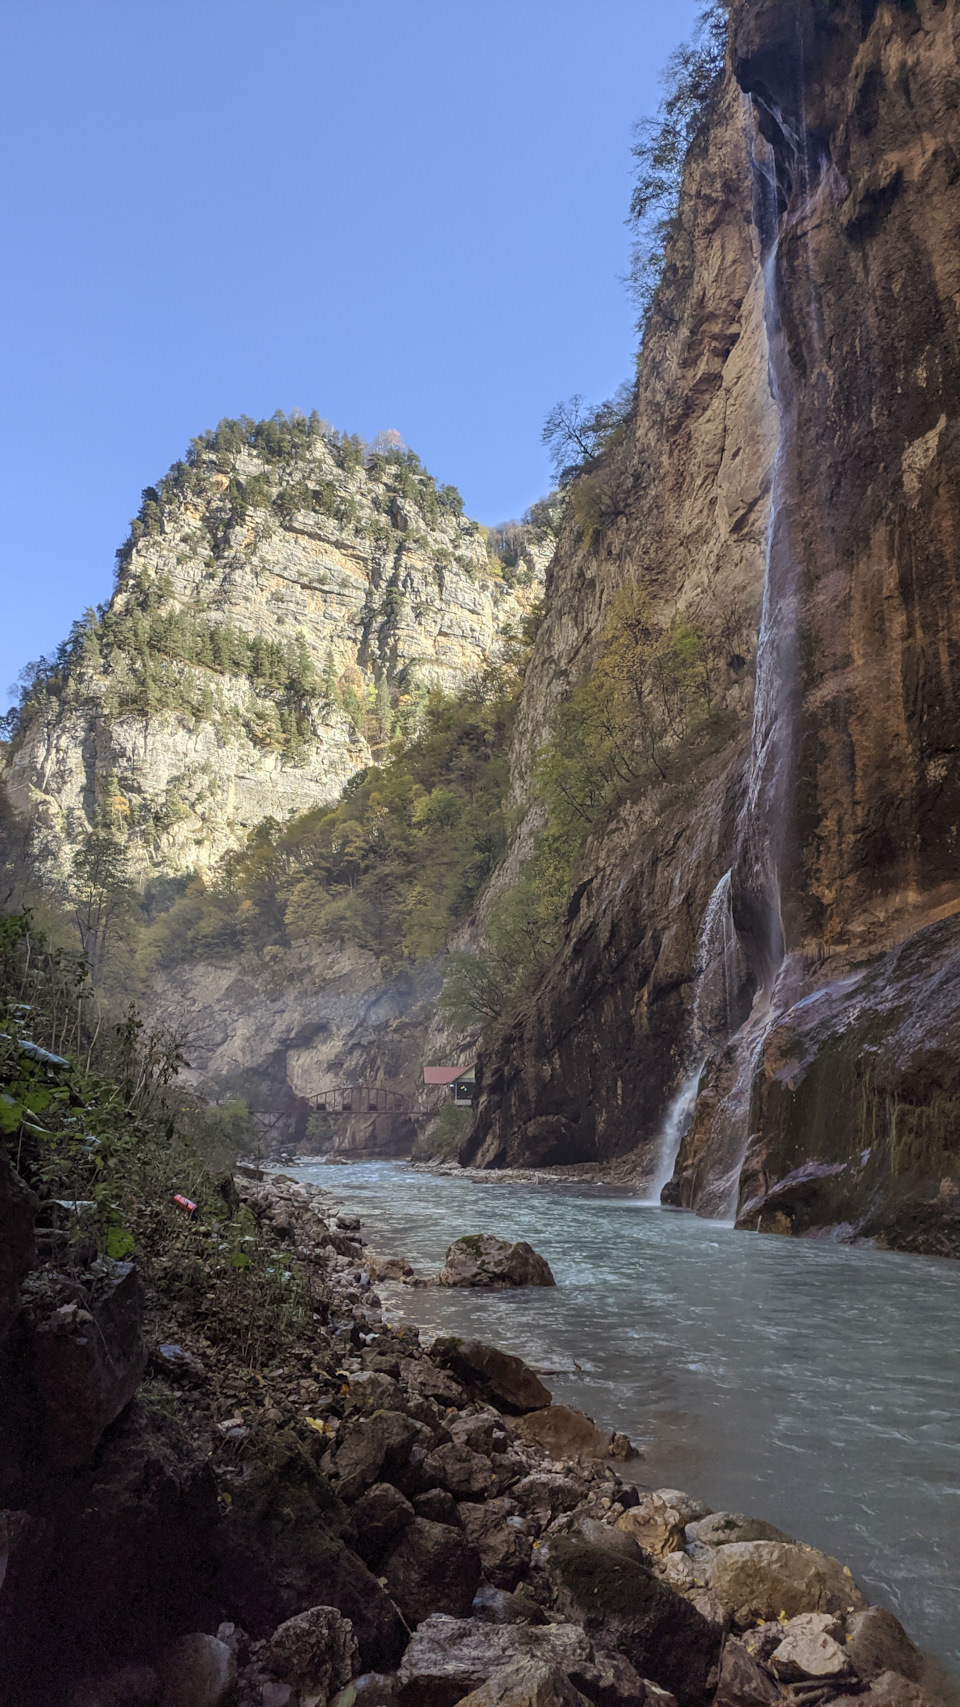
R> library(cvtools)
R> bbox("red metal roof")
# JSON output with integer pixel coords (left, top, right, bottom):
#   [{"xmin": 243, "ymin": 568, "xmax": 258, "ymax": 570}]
[{"xmin": 424, "ymin": 1066, "xmax": 462, "ymax": 1085}]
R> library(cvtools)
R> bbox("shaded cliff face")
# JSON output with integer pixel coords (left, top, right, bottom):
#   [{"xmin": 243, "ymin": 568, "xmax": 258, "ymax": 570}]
[
  {"xmin": 4, "ymin": 423, "xmax": 545, "ymax": 881},
  {"xmin": 151, "ymin": 940, "xmax": 441, "ymax": 1156},
  {"xmin": 464, "ymin": 72, "xmax": 777, "ymax": 1169},
  {"xmin": 467, "ymin": 0, "xmax": 960, "ymax": 1254}
]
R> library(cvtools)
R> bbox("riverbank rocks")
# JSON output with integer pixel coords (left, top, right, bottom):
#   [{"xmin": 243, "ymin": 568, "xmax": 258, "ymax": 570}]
[
  {"xmin": 686, "ymin": 1512, "xmax": 792, "ymax": 1548},
  {"xmin": 383, "ymin": 1517, "xmax": 482, "ymax": 1624},
  {"xmin": 267, "ymin": 1605, "xmax": 358, "ymax": 1698},
  {"xmin": 215, "ymin": 1428, "xmax": 406, "ymax": 1672},
  {"xmin": 396, "ymin": 1614, "xmax": 657, "ymax": 1707},
  {"xmin": 617, "ymin": 1492, "xmax": 704, "ymax": 1558},
  {"xmin": 513, "ymin": 1405, "xmax": 635, "ymax": 1464},
  {"xmin": 538, "ymin": 1536, "xmax": 720, "ymax": 1706},
  {"xmin": 160, "ymin": 1632, "xmax": 236, "ymax": 1707},
  {"xmin": 431, "ymin": 1339, "xmax": 552, "ymax": 1413},
  {"xmin": 701, "ymin": 1540, "xmax": 868, "ymax": 1622},
  {"xmin": 23, "ymin": 1257, "xmax": 148, "ymax": 1470},
  {"xmin": 843, "ymin": 1607, "xmax": 924, "ymax": 1683},
  {"xmin": 438, "ymin": 1236, "xmax": 555, "ymax": 1289},
  {"xmin": 767, "ymin": 1612, "xmax": 852, "ymax": 1682}
]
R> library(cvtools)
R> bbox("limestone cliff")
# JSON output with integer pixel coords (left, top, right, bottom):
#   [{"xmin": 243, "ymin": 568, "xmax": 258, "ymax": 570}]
[
  {"xmin": 4, "ymin": 417, "xmax": 546, "ymax": 881},
  {"xmin": 465, "ymin": 0, "xmax": 960, "ymax": 1257}
]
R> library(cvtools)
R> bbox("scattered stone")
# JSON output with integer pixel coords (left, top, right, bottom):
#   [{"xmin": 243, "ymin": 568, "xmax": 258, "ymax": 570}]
[
  {"xmin": 432, "ymin": 1339, "xmax": 552, "ymax": 1414},
  {"xmin": 268, "ymin": 1604, "xmax": 358, "ymax": 1697},
  {"xmin": 769, "ymin": 1611, "xmax": 852, "ymax": 1681},
  {"xmin": 513, "ymin": 1405, "xmax": 635, "ymax": 1463},
  {"xmin": 686, "ymin": 1512, "xmax": 793, "ymax": 1548},
  {"xmin": 366, "ymin": 1255, "xmax": 415, "ymax": 1282},
  {"xmin": 712, "ymin": 1637, "xmax": 783, "ymax": 1707},
  {"xmin": 616, "ymin": 1493, "xmax": 687, "ymax": 1558},
  {"xmin": 540, "ymin": 1535, "xmax": 721, "ymax": 1706},
  {"xmin": 459, "ymin": 1498, "xmax": 534, "ymax": 1590},
  {"xmin": 438, "ymin": 1236, "xmax": 555, "ymax": 1289},
  {"xmin": 843, "ymin": 1606, "xmax": 924, "ymax": 1683},
  {"xmin": 473, "ymin": 1585, "xmax": 546, "ymax": 1626},
  {"xmin": 452, "ymin": 1659, "xmax": 592, "ymax": 1706},
  {"xmin": 348, "ymin": 1482, "xmax": 414, "ymax": 1567},
  {"xmin": 415, "ymin": 1487, "xmax": 461, "ymax": 1526},
  {"xmin": 396, "ymin": 1614, "xmax": 651, "ymax": 1707},
  {"xmin": 160, "ymin": 1632, "xmax": 236, "ymax": 1707},
  {"xmin": 382, "ymin": 1516, "xmax": 482, "ymax": 1625},
  {"xmin": 333, "ymin": 1411, "xmax": 420, "ymax": 1501},
  {"xmin": 701, "ymin": 1540, "xmax": 868, "ymax": 1623},
  {"xmin": 425, "ymin": 1439, "xmax": 500, "ymax": 1497}
]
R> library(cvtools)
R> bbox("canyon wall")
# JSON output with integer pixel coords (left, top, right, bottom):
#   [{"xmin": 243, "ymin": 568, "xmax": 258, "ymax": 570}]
[{"xmin": 466, "ymin": 0, "xmax": 960, "ymax": 1256}]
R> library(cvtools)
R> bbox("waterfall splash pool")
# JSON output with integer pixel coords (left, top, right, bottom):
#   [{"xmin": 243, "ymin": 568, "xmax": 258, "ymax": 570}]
[
  {"xmin": 289, "ymin": 1158, "xmax": 960, "ymax": 1678},
  {"xmin": 290, "ymin": 1153, "xmax": 956, "ymax": 1672}
]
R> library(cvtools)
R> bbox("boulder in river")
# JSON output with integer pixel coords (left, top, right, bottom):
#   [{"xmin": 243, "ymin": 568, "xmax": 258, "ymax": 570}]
[
  {"xmin": 431, "ymin": 1337, "xmax": 552, "ymax": 1413},
  {"xmin": 843, "ymin": 1606, "xmax": 924, "ymax": 1683},
  {"xmin": 701, "ymin": 1539, "xmax": 868, "ymax": 1622},
  {"xmin": 438, "ymin": 1235, "xmax": 555, "ymax": 1289},
  {"xmin": 514, "ymin": 1404, "xmax": 635, "ymax": 1464}
]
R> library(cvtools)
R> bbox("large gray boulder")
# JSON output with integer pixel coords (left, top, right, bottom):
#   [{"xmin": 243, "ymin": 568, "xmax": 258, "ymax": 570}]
[
  {"xmin": 513, "ymin": 1405, "xmax": 634, "ymax": 1463},
  {"xmin": 701, "ymin": 1540, "xmax": 868, "ymax": 1622},
  {"xmin": 439, "ymin": 1235, "xmax": 555, "ymax": 1289},
  {"xmin": 843, "ymin": 1607, "xmax": 924, "ymax": 1684},
  {"xmin": 431, "ymin": 1339, "xmax": 552, "ymax": 1414},
  {"xmin": 382, "ymin": 1517, "xmax": 482, "ymax": 1626},
  {"xmin": 539, "ymin": 1536, "xmax": 720, "ymax": 1706},
  {"xmin": 686, "ymin": 1512, "xmax": 792, "ymax": 1548},
  {"xmin": 396, "ymin": 1614, "xmax": 653, "ymax": 1707},
  {"xmin": 26, "ymin": 1258, "xmax": 147, "ymax": 1470}
]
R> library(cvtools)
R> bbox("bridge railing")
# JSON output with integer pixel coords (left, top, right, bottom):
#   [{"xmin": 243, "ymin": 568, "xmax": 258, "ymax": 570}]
[{"xmin": 305, "ymin": 1086, "xmax": 411, "ymax": 1115}]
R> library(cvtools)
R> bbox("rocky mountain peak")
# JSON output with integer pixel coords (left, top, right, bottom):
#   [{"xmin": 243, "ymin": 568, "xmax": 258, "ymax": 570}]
[{"xmin": 4, "ymin": 413, "xmax": 551, "ymax": 881}]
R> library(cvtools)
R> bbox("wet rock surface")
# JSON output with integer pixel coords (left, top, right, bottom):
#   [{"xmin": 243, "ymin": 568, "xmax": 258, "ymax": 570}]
[{"xmin": 439, "ymin": 1235, "xmax": 556, "ymax": 1289}]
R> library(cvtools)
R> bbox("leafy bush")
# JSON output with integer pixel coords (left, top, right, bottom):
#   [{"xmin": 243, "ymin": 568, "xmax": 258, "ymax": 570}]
[
  {"xmin": 0, "ymin": 912, "xmax": 316, "ymax": 1366},
  {"xmin": 627, "ymin": 2, "xmax": 728, "ymax": 330}
]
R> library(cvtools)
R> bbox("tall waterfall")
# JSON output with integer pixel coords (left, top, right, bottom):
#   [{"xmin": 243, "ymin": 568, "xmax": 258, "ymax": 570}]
[{"xmin": 644, "ymin": 869, "xmax": 743, "ymax": 1203}]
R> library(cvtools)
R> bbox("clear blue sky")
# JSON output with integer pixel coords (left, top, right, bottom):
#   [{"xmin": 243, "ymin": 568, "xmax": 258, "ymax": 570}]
[{"xmin": 0, "ymin": 0, "xmax": 702, "ymax": 705}]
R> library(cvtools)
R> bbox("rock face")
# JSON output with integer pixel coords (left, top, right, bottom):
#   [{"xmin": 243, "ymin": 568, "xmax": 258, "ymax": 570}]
[
  {"xmin": 4, "ymin": 417, "xmax": 546, "ymax": 885},
  {"xmin": 149, "ymin": 938, "xmax": 439, "ymax": 1153},
  {"xmin": 464, "ymin": 0, "xmax": 960, "ymax": 1255}
]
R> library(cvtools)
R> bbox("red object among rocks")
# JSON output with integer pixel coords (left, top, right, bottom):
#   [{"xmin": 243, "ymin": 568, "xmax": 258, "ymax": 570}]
[{"xmin": 173, "ymin": 1195, "xmax": 197, "ymax": 1217}]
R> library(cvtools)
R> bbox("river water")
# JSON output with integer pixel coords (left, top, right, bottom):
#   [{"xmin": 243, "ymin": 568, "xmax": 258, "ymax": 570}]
[{"xmin": 289, "ymin": 1159, "xmax": 960, "ymax": 1677}]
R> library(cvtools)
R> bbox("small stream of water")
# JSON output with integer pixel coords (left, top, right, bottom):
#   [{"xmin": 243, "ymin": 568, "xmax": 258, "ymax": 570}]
[{"xmin": 291, "ymin": 1158, "xmax": 960, "ymax": 1677}]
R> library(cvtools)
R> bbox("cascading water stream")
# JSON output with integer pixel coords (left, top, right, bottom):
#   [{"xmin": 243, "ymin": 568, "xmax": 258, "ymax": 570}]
[{"xmin": 644, "ymin": 869, "xmax": 744, "ymax": 1203}]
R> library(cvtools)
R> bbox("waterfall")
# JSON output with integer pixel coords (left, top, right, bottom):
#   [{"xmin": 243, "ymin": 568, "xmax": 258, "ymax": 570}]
[{"xmin": 643, "ymin": 869, "xmax": 743, "ymax": 1203}]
